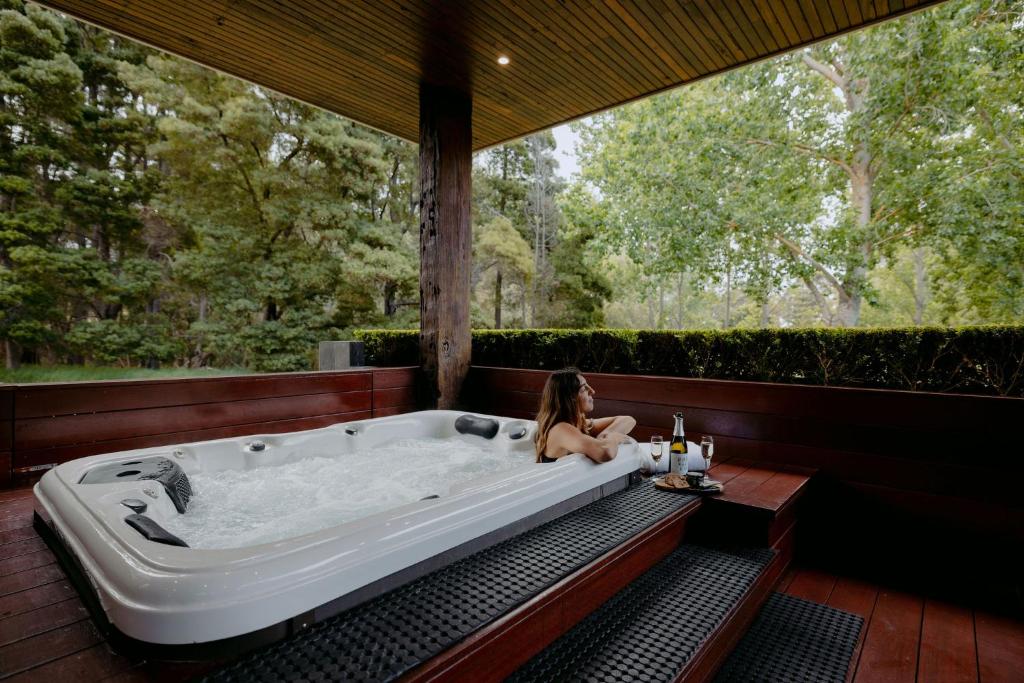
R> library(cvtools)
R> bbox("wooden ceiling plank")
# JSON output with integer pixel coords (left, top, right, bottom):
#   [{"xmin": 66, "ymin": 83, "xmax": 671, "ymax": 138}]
[
  {"xmin": 751, "ymin": 0, "xmax": 796, "ymax": 49},
  {"xmin": 845, "ymin": 0, "xmax": 866, "ymax": 24},
  {"xmin": 734, "ymin": 0, "xmax": 783, "ymax": 53},
  {"xmin": 649, "ymin": 0, "xmax": 729, "ymax": 73},
  {"xmin": 859, "ymin": 0, "xmax": 878, "ymax": 21},
  {"xmin": 699, "ymin": 0, "xmax": 762, "ymax": 59},
  {"xmin": 775, "ymin": 0, "xmax": 815, "ymax": 43},
  {"xmin": 343, "ymin": 0, "xmax": 593, "ymax": 123},
  {"xmin": 603, "ymin": 0, "xmax": 700, "ymax": 81},
  {"xmin": 758, "ymin": 0, "xmax": 803, "ymax": 45},
  {"xmin": 626, "ymin": 3, "xmax": 708, "ymax": 78},
  {"xmin": 586, "ymin": 0, "xmax": 679, "ymax": 87},
  {"xmin": 811, "ymin": 0, "xmax": 841, "ymax": 32},
  {"xmin": 467, "ymin": 5, "xmax": 623, "ymax": 117},
  {"xmin": 741, "ymin": 0, "xmax": 786, "ymax": 52},
  {"xmin": 54, "ymin": 0, "xmax": 419, "ymax": 140},
  {"xmin": 515, "ymin": 0, "xmax": 661, "ymax": 96},
  {"xmin": 614, "ymin": 0, "xmax": 704, "ymax": 79},
  {"xmin": 134, "ymin": 0, "xmax": 420, "ymax": 112},
  {"xmin": 795, "ymin": 0, "xmax": 828, "ymax": 35},
  {"xmin": 234, "ymin": 1, "xmax": 423, "ymax": 96},
  {"xmin": 890, "ymin": 0, "xmax": 908, "ymax": 12},
  {"xmin": 490, "ymin": 0, "xmax": 639, "ymax": 103},
  {"xmin": 687, "ymin": 0, "xmax": 751, "ymax": 63},
  {"xmin": 828, "ymin": 0, "xmax": 853, "ymax": 28},
  {"xmin": 214, "ymin": 2, "xmax": 554, "ymax": 143}
]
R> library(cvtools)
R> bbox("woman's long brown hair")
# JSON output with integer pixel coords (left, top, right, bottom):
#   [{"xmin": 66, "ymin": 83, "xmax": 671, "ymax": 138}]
[{"xmin": 535, "ymin": 367, "xmax": 587, "ymax": 462}]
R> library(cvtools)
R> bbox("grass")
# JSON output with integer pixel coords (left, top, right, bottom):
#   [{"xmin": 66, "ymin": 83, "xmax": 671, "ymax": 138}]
[{"xmin": 0, "ymin": 365, "xmax": 255, "ymax": 384}]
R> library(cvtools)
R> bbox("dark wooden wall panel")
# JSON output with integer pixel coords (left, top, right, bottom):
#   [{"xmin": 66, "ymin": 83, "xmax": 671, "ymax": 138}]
[
  {"xmin": 372, "ymin": 367, "xmax": 418, "ymax": 418},
  {"xmin": 0, "ymin": 387, "xmax": 10, "ymax": 488},
  {"xmin": 465, "ymin": 365, "xmax": 1024, "ymax": 613},
  {"xmin": 14, "ymin": 371, "xmax": 371, "ymax": 418},
  {"xmin": 14, "ymin": 392, "xmax": 371, "ymax": 451},
  {"xmin": 372, "ymin": 367, "xmax": 417, "ymax": 390},
  {"xmin": 2, "ymin": 369, "xmax": 402, "ymax": 486},
  {"xmin": 467, "ymin": 367, "xmax": 1020, "ymax": 479},
  {"xmin": 13, "ymin": 410, "xmax": 375, "ymax": 475}
]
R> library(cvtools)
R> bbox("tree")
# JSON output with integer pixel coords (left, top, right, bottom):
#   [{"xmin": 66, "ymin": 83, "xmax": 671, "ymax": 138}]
[
  {"xmin": 472, "ymin": 215, "xmax": 533, "ymax": 328},
  {"xmin": 575, "ymin": 0, "xmax": 1024, "ymax": 327},
  {"xmin": 122, "ymin": 55, "xmax": 397, "ymax": 370},
  {"xmin": 0, "ymin": 2, "xmax": 82, "ymax": 367}
]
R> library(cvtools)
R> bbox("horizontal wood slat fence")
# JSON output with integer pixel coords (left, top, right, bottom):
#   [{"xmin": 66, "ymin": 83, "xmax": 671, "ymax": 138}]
[
  {"xmin": 464, "ymin": 365, "xmax": 1024, "ymax": 614},
  {"xmin": 0, "ymin": 367, "xmax": 417, "ymax": 488}
]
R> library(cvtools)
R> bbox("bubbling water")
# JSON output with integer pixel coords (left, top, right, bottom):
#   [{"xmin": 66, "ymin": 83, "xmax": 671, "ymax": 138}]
[{"xmin": 162, "ymin": 435, "xmax": 534, "ymax": 549}]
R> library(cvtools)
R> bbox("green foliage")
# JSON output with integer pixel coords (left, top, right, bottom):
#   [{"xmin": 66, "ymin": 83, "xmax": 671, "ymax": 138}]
[
  {"xmin": 353, "ymin": 328, "xmax": 418, "ymax": 367},
  {"xmin": 577, "ymin": 0, "xmax": 1024, "ymax": 328},
  {"xmin": 357, "ymin": 326, "xmax": 1024, "ymax": 396},
  {"xmin": 1, "ymin": 1, "xmax": 420, "ymax": 372}
]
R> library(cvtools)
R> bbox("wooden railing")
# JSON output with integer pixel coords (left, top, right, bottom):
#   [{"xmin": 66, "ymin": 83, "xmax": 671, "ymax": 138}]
[
  {"xmin": 0, "ymin": 367, "xmax": 417, "ymax": 488},
  {"xmin": 464, "ymin": 365, "xmax": 1024, "ymax": 613}
]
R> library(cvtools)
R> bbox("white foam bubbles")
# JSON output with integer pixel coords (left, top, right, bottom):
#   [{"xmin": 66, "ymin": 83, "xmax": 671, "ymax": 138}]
[{"xmin": 162, "ymin": 435, "xmax": 534, "ymax": 549}]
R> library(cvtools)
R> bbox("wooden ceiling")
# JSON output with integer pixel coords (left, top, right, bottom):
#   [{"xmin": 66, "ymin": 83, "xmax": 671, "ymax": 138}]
[{"xmin": 37, "ymin": 1, "xmax": 943, "ymax": 150}]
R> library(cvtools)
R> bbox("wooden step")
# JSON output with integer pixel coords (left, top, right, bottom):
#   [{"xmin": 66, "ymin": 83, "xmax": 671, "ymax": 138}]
[
  {"xmin": 506, "ymin": 543, "xmax": 787, "ymax": 683},
  {"xmin": 689, "ymin": 460, "xmax": 814, "ymax": 548}
]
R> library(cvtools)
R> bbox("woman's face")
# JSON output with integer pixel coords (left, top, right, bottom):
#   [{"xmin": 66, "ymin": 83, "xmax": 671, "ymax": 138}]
[{"xmin": 577, "ymin": 374, "xmax": 595, "ymax": 413}]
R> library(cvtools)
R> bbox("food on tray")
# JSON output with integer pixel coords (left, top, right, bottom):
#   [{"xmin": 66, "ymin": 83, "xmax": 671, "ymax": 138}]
[{"xmin": 662, "ymin": 473, "xmax": 689, "ymax": 488}]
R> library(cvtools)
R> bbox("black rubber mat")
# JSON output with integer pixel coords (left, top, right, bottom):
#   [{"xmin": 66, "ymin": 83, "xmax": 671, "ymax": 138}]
[
  {"xmin": 714, "ymin": 592, "xmax": 863, "ymax": 682},
  {"xmin": 509, "ymin": 544, "xmax": 775, "ymax": 683},
  {"xmin": 204, "ymin": 481, "xmax": 697, "ymax": 682}
]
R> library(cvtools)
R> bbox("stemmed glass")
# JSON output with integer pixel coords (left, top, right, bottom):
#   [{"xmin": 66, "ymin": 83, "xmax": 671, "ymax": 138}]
[
  {"xmin": 650, "ymin": 436, "xmax": 663, "ymax": 475},
  {"xmin": 700, "ymin": 436, "xmax": 714, "ymax": 484}
]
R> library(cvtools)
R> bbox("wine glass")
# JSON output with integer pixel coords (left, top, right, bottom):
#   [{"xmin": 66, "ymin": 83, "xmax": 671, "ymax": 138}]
[
  {"xmin": 700, "ymin": 436, "xmax": 714, "ymax": 483},
  {"xmin": 650, "ymin": 436, "xmax": 663, "ymax": 475}
]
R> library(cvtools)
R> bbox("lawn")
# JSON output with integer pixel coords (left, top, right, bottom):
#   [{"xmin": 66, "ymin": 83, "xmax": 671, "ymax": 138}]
[{"xmin": 0, "ymin": 365, "xmax": 253, "ymax": 384}]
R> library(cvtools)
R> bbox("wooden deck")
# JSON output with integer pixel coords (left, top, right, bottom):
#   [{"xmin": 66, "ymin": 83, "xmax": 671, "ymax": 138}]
[
  {"xmin": 4, "ymin": 478, "xmax": 1023, "ymax": 681},
  {"xmin": 779, "ymin": 565, "xmax": 1024, "ymax": 683}
]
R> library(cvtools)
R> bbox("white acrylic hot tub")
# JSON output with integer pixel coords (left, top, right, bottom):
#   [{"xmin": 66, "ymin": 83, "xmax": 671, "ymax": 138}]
[{"xmin": 34, "ymin": 410, "xmax": 641, "ymax": 646}]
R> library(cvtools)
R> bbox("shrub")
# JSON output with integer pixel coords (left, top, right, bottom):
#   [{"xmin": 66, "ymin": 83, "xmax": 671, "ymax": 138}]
[{"xmin": 354, "ymin": 326, "xmax": 1024, "ymax": 396}]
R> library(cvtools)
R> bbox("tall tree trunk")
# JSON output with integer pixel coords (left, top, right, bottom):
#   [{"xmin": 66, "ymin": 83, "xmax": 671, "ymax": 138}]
[
  {"xmin": 839, "ymin": 153, "xmax": 874, "ymax": 327},
  {"xmin": 657, "ymin": 283, "xmax": 664, "ymax": 329},
  {"xmin": 521, "ymin": 277, "xmax": 528, "ymax": 328},
  {"xmin": 675, "ymin": 272, "xmax": 684, "ymax": 328},
  {"xmin": 4, "ymin": 339, "xmax": 20, "ymax": 370},
  {"xmin": 384, "ymin": 282, "xmax": 398, "ymax": 317},
  {"xmin": 494, "ymin": 268, "xmax": 502, "ymax": 328},
  {"xmin": 912, "ymin": 247, "xmax": 928, "ymax": 325},
  {"xmin": 724, "ymin": 260, "xmax": 732, "ymax": 328}
]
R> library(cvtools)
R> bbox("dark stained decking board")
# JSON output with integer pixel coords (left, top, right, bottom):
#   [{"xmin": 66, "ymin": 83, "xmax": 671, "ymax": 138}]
[
  {"xmin": 2, "ymin": 367, "xmax": 418, "ymax": 487},
  {"xmin": 778, "ymin": 565, "xmax": 1023, "ymax": 683}
]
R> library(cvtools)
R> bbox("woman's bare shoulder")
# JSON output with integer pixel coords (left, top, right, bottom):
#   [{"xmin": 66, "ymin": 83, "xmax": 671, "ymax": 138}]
[{"xmin": 549, "ymin": 421, "xmax": 582, "ymax": 436}]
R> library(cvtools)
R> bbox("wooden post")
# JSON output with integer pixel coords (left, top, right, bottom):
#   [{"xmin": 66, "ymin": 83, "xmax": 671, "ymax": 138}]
[{"xmin": 419, "ymin": 83, "xmax": 472, "ymax": 409}]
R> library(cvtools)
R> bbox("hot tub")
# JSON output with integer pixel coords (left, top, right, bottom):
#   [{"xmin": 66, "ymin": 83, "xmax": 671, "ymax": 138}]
[{"xmin": 34, "ymin": 410, "xmax": 641, "ymax": 648}]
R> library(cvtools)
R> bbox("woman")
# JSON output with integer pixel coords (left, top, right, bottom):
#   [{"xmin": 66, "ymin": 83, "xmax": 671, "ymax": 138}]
[{"xmin": 535, "ymin": 367, "xmax": 637, "ymax": 463}]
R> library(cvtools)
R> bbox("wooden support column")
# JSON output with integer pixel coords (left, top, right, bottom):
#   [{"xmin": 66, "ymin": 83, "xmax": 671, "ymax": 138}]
[{"xmin": 419, "ymin": 83, "xmax": 472, "ymax": 409}]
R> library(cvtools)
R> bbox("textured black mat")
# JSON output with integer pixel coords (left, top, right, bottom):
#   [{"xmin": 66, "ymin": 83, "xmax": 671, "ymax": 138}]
[
  {"xmin": 204, "ymin": 481, "xmax": 697, "ymax": 682},
  {"xmin": 509, "ymin": 544, "xmax": 775, "ymax": 683},
  {"xmin": 714, "ymin": 592, "xmax": 863, "ymax": 682}
]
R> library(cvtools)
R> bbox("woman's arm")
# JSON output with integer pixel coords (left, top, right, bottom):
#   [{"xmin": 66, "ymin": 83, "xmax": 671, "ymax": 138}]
[
  {"xmin": 548, "ymin": 423, "xmax": 629, "ymax": 464},
  {"xmin": 590, "ymin": 415, "xmax": 637, "ymax": 437}
]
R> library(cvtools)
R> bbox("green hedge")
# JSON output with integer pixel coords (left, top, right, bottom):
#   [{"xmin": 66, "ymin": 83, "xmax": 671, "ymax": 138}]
[{"xmin": 353, "ymin": 326, "xmax": 1024, "ymax": 397}]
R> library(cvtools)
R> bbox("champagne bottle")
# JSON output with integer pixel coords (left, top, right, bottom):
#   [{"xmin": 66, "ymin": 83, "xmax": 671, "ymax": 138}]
[{"xmin": 670, "ymin": 412, "xmax": 688, "ymax": 475}]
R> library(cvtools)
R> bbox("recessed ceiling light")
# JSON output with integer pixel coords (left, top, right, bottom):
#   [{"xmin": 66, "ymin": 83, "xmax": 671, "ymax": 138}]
[{"xmin": 497, "ymin": 55, "xmax": 510, "ymax": 66}]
